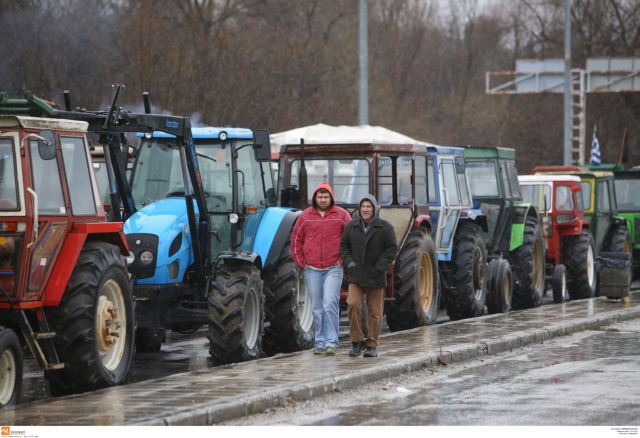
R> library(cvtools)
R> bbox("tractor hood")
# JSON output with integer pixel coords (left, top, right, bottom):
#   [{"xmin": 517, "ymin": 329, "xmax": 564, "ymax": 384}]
[{"xmin": 124, "ymin": 197, "xmax": 198, "ymax": 236}]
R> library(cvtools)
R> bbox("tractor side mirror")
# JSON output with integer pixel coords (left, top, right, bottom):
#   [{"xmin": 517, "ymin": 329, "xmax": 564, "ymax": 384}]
[
  {"xmin": 37, "ymin": 129, "xmax": 56, "ymax": 160},
  {"xmin": 253, "ymin": 129, "xmax": 271, "ymax": 162}
]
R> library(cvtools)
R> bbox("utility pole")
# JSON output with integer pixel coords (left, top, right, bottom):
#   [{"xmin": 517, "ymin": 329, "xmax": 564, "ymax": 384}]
[
  {"xmin": 563, "ymin": 0, "xmax": 572, "ymax": 165},
  {"xmin": 358, "ymin": 0, "xmax": 368, "ymax": 125}
]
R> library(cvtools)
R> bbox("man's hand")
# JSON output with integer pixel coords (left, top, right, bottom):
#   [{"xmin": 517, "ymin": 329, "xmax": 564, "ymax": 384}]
[{"xmin": 346, "ymin": 261, "xmax": 356, "ymax": 269}]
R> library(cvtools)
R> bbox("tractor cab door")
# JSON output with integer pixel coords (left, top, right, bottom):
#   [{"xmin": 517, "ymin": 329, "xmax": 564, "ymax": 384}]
[
  {"xmin": 0, "ymin": 133, "xmax": 26, "ymax": 299},
  {"xmin": 435, "ymin": 156, "xmax": 472, "ymax": 254},
  {"xmin": 594, "ymin": 179, "xmax": 614, "ymax": 253}
]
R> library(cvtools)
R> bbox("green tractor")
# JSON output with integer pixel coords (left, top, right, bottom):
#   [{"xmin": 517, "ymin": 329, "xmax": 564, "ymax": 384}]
[
  {"xmin": 535, "ymin": 165, "xmax": 632, "ymax": 290},
  {"xmin": 464, "ymin": 147, "xmax": 546, "ymax": 310}
]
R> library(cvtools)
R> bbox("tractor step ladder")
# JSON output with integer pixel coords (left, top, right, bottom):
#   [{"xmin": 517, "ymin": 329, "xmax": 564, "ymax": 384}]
[
  {"xmin": 19, "ymin": 311, "xmax": 65, "ymax": 371},
  {"xmin": 570, "ymin": 69, "xmax": 586, "ymax": 166}
]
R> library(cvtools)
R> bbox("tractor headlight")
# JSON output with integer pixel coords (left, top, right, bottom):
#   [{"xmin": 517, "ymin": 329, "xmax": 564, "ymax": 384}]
[
  {"xmin": 144, "ymin": 132, "xmax": 152, "ymax": 139},
  {"xmin": 229, "ymin": 213, "xmax": 239, "ymax": 224},
  {"xmin": 140, "ymin": 250, "xmax": 154, "ymax": 265},
  {"xmin": 125, "ymin": 251, "xmax": 135, "ymax": 265},
  {"xmin": 219, "ymin": 131, "xmax": 228, "ymax": 141}
]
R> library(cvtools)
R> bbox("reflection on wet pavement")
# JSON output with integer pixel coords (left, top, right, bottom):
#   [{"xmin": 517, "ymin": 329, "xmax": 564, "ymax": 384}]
[{"xmin": 313, "ymin": 326, "xmax": 640, "ymax": 425}]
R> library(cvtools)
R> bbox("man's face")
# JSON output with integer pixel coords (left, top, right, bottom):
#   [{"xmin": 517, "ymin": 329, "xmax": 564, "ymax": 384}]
[
  {"xmin": 360, "ymin": 200, "xmax": 374, "ymax": 222},
  {"xmin": 315, "ymin": 190, "xmax": 332, "ymax": 211}
]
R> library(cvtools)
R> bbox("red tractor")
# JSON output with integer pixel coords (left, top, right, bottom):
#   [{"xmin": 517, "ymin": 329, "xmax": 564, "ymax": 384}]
[
  {"xmin": 0, "ymin": 106, "xmax": 135, "ymax": 406},
  {"xmin": 519, "ymin": 175, "xmax": 595, "ymax": 303}
]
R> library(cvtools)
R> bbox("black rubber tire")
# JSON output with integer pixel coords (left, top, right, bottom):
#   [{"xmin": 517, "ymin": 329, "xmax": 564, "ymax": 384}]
[
  {"xmin": 445, "ymin": 223, "xmax": 488, "ymax": 320},
  {"xmin": 563, "ymin": 231, "xmax": 596, "ymax": 299},
  {"xmin": 486, "ymin": 258, "xmax": 513, "ymax": 314},
  {"xmin": 208, "ymin": 263, "xmax": 264, "ymax": 365},
  {"xmin": 604, "ymin": 225, "xmax": 632, "ymax": 254},
  {"xmin": 262, "ymin": 240, "xmax": 313, "ymax": 356},
  {"xmin": 46, "ymin": 242, "xmax": 135, "ymax": 396},
  {"xmin": 552, "ymin": 264, "xmax": 569, "ymax": 303},
  {"xmin": 0, "ymin": 327, "xmax": 22, "ymax": 407},
  {"xmin": 509, "ymin": 216, "xmax": 545, "ymax": 310},
  {"xmin": 385, "ymin": 229, "xmax": 439, "ymax": 332},
  {"xmin": 134, "ymin": 327, "xmax": 166, "ymax": 353}
]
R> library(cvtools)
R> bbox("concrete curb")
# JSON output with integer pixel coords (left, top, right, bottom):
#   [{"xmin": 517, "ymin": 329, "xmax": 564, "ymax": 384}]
[{"xmin": 140, "ymin": 305, "xmax": 640, "ymax": 425}]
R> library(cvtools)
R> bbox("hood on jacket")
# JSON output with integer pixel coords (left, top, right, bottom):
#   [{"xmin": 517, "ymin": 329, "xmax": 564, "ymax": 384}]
[
  {"xmin": 358, "ymin": 194, "xmax": 379, "ymax": 218},
  {"xmin": 311, "ymin": 182, "xmax": 335, "ymax": 209}
]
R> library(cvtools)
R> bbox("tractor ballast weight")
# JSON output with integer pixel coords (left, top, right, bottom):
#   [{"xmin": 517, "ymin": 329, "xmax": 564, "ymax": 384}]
[{"xmin": 464, "ymin": 146, "xmax": 546, "ymax": 311}]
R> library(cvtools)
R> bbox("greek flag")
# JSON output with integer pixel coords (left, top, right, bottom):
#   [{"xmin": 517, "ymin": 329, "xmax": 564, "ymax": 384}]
[{"xmin": 590, "ymin": 130, "xmax": 601, "ymax": 165}]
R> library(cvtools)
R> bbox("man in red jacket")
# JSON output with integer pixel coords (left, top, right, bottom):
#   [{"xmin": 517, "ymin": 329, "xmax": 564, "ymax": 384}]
[{"xmin": 291, "ymin": 182, "xmax": 352, "ymax": 356}]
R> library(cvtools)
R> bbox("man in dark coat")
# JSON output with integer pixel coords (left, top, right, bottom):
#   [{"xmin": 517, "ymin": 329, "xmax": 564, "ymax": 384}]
[{"xmin": 340, "ymin": 194, "xmax": 397, "ymax": 357}]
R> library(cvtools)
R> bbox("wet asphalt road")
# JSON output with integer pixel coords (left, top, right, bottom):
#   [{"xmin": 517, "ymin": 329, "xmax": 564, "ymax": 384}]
[
  {"xmin": 14, "ymin": 289, "xmax": 593, "ymax": 405},
  {"xmin": 223, "ymin": 318, "xmax": 640, "ymax": 426}
]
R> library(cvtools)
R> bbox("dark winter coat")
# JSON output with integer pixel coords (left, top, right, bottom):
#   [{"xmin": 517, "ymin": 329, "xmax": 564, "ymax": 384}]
[{"xmin": 340, "ymin": 195, "xmax": 397, "ymax": 288}]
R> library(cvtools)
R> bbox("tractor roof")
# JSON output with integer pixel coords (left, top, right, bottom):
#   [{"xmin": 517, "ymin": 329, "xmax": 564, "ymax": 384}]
[
  {"xmin": 427, "ymin": 145, "xmax": 465, "ymax": 156},
  {"xmin": 613, "ymin": 169, "xmax": 640, "ymax": 179},
  {"xmin": 143, "ymin": 126, "xmax": 253, "ymax": 140},
  {"xmin": 532, "ymin": 165, "xmax": 613, "ymax": 179},
  {"xmin": 518, "ymin": 174, "xmax": 581, "ymax": 184},
  {"xmin": 280, "ymin": 142, "xmax": 433, "ymax": 155},
  {"xmin": 463, "ymin": 146, "xmax": 515, "ymax": 160},
  {"xmin": 0, "ymin": 115, "xmax": 88, "ymax": 132}
]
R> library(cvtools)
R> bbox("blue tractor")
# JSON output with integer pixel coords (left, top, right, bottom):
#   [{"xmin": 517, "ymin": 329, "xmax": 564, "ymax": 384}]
[{"xmin": 121, "ymin": 121, "xmax": 313, "ymax": 360}]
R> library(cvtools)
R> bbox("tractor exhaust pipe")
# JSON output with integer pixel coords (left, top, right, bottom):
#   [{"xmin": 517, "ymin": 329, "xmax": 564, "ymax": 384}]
[
  {"xmin": 142, "ymin": 92, "xmax": 151, "ymax": 114},
  {"xmin": 63, "ymin": 90, "xmax": 71, "ymax": 111}
]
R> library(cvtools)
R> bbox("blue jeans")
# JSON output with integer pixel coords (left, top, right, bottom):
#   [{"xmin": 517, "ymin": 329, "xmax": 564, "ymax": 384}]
[{"xmin": 304, "ymin": 265, "xmax": 343, "ymax": 349}]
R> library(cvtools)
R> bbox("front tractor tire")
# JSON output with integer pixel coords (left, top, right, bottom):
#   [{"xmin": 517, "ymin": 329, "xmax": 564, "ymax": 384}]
[
  {"xmin": 563, "ymin": 231, "xmax": 596, "ymax": 299},
  {"xmin": 510, "ymin": 216, "xmax": 545, "ymax": 310},
  {"xmin": 46, "ymin": 242, "xmax": 135, "ymax": 395},
  {"xmin": 208, "ymin": 263, "xmax": 264, "ymax": 365},
  {"xmin": 445, "ymin": 223, "xmax": 488, "ymax": 320},
  {"xmin": 385, "ymin": 229, "xmax": 439, "ymax": 332},
  {"xmin": 0, "ymin": 328, "xmax": 22, "ymax": 407},
  {"xmin": 486, "ymin": 258, "xmax": 513, "ymax": 314},
  {"xmin": 263, "ymin": 238, "xmax": 314, "ymax": 356}
]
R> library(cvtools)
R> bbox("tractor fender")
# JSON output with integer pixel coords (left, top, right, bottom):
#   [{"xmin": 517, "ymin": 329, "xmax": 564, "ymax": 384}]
[
  {"xmin": 460, "ymin": 208, "xmax": 488, "ymax": 232},
  {"xmin": 509, "ymin": 204, "xmax": 537, "ymax": 251},
  {"xmin": 217, "ymin": 251, "xmax": 262, "ymax": 271},
  {"xmin": 413, "ymin": 214, "xmax": 432, "ymax": 234},
  {"xmin": 43, "ymin": 222, "xmax": 127, "ymax": 307},
  {"xmin": 256, "ymin": 207, "xmax": 300, "ymax": 271}
]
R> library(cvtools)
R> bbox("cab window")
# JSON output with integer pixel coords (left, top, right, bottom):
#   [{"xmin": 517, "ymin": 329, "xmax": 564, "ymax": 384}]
[
  {"xmin": 442, "ymin": 160, "xmax": 460, "ymax": 205},
  {"xmin": 29, "ymin": 140, "xmax": 66, "ymax": 215},
  {"xmin": 597, "ymin": 180, "xmax": 611, "ymax": 213},
  {"xmin": 415, "ymin": 156, "xmax": 428, "ymax": 205},
  {"xmin": 555, "ymin": 185, "xmax": 574, "ymax": 211},
  {"xmin": 0, "ymin": 139, "xmax": 18, "ymax": 210},
  {"xmin": 61, "ymin": 137, "xmax": 97, "ymax": 215},
  {"xmin": 427, "ymin": 157, "xmax": 438, "ymax": 203}
]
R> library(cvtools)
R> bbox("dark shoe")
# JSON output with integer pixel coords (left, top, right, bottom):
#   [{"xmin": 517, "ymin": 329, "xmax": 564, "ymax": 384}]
[
  {"xmin": 363, "ymin": 346, "xmax": 378, "ymax": 357},
  {"xmin": 313, "ymin": 347, "xmax": 325, "ymax": 355},
  {"xmin": 349, "ymin": 341, "xmax": 365, "ymax": 357},
  {"xmin": 325, "ymin": 347, "xmax": 336, "ymax": 356}
]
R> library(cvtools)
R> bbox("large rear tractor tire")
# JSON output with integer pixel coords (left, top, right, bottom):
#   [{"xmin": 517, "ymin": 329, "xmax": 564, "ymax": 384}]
[
  {"xmin": 0, "ymin": 328, "xmax": 22, "ymax": 407},
  {"xmin": 486, "ymin": 258, "xmax": 513, "ymax": 314},
  {"xmin": 563, "ymin": 231, "xmax": 596, "ymax": 299},
  {"xmin": 510, "ymin": 216, "xmax": 545, "ymax": 310},
  {"xmin": 46, "ymin": 242, "xmax": 134, "ymax": 396},
  {"xmin": 208, "ymin": 263, "xmax": 264, "ymax": 365},
  {"xmin": 385, "ymin": 229, "xmax": 439, "ymax": 332},
  {"xmin": 263, "ymin": 239, "xmax": 313, "ymax": 356},
  {"xmin": 445, "ymin": 223, "xmax": 488, "ymax": 320}
]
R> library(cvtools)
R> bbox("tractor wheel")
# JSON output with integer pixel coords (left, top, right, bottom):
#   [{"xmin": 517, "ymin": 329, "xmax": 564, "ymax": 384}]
[
  {"xmin": 208, "ymin": 263, "xmax": 264, "ymax": 365},
  {"xmin": 263, "ymin": 239, "xmax": 313, "ymax": 356},
  {"xmin": 486, "ymin": 258, "xmax": 513, "ymax": 314},
  {"xmin": 510, "ymin": 216, "xmax": 545, "ymax": 310},
  {"xmin": 385, "ymin": 229, "xmax": 439, "ymax": 332},
  {"xmin": 0, "ymin": 328, "xmax": 22, "ymax": 407},
  {"xmin": 552, "ymin": 264, "xmax": 569, "ymax": 304},
  {"xmin": 604, "ymin": 225, "xmax": 632, "ymax": 255},
  {"xmin": 46, "ymin": 242, "xmax": 134, "ymax": 396},
  {"xmin": 134, "ymin": 327, "xmax": 166, "ymax": 353},
  {"xmin": 445, "ymin": 223, "xmax": 488, "ymax": 320},
  {"xmin": 563, "ymin": 231, "xmax": 596, "ymax": 299}
]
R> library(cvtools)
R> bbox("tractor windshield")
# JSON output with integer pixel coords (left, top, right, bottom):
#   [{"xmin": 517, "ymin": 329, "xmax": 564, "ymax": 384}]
[
  {"xmin": 466, "ymin": 160, "xmax": 499, "ymax": 198},
  {"xmin": 614, "ymin": 178, "xmax": 640, "ymax": 211},
  {"xmin": 0, "ymin": 138, "xmax": 19, "ymax": 211},
  {"xmin": 290, "ymin": 158, "xmax": 370, "ymax": 205},
  {"xmin": 131, "ymin": 140, "xmax": 188, "ymax": 209},
  {"xmin": 520, "ymin": 184, "xmax": 552, "ymax": 213}
]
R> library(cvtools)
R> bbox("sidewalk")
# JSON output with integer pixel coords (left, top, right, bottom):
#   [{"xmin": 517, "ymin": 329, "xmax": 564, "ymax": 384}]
[{"xmin": 3, "ymin": 295, "xmax": 640, "ymax": 425}]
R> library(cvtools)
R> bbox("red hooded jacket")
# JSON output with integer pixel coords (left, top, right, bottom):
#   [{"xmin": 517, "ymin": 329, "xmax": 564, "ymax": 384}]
[{"xmin": 290, "ymin": 182, "xmax": 352, "ymax": 269}]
